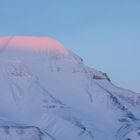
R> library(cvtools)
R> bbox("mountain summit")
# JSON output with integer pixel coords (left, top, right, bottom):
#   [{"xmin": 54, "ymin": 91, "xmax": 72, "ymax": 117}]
[
  {"xmin": 0, "ymin": 36, "xmax": 66, "ymax": 52},
  {"xmin": 0, "ymin": 36, "xmax": 140, "ymax": 140}
]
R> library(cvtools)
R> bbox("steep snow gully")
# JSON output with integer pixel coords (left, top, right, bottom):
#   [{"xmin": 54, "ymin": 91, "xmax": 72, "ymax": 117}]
[{"xmin": 0, "ymin": 36, "xmax": 140, "ymax": 140}]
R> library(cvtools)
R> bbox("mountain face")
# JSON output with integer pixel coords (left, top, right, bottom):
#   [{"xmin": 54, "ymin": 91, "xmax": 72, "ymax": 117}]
[{"xmin": 0, "ymin": 36, "xmax": 140, "ymax": 140}]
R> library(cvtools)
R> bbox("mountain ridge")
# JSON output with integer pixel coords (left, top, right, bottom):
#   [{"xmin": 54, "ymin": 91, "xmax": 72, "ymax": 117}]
[{"xmin": 0, "ymin": 36, "xmax": 140, "ymax": 140}]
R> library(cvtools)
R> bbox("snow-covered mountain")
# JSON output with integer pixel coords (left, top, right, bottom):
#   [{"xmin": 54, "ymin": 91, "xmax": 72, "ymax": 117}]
[{"xmin": 0, "ymin": 36, "xmax": 140, "ymax": 140}]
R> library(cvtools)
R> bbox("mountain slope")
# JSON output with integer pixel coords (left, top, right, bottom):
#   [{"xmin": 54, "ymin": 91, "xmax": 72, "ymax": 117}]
[{"xmin": 0, "ymin": 36, "xmax": 140, "ymax": 140}]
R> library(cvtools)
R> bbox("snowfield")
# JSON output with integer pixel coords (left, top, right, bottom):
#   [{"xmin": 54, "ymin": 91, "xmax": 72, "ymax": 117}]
[{"xmin": 0, "ymin": 36, "xmax": 140, "ymax": 140}]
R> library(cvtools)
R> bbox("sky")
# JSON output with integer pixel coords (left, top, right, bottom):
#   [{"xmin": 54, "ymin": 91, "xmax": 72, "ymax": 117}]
[{"xmin": 0, "ymin": 0, "xmax": 140, "ymax": 92}]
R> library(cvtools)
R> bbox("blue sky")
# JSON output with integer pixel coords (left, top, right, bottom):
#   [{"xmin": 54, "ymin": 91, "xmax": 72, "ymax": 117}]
[{"xmin": 0, "ymin": 0, "xmax": 140, "ymax": 92}]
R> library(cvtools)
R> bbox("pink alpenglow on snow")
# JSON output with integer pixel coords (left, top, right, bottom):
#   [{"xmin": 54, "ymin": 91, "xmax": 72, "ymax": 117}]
[{"xmin": 0, "ymin": 36, "xmax": 67, "ymax": 53}]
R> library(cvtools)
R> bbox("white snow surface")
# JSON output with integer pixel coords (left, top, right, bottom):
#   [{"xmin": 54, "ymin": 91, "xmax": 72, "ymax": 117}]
[{"xmin": 0, "ymin": 36, "xmax": 140, "ymax": 140}]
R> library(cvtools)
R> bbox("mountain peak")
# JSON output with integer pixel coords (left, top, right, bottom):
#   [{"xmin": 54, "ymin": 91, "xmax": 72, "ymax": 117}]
[
  {"xmin": 0, "ymin": 36, "xmax": 67, "ymax": 53},
  {"xmin": 0, "ymin": 36, "xmax": 140, "ymax": 140}
]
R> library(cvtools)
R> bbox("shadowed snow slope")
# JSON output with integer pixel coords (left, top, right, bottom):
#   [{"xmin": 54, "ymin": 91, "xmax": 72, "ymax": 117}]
[{"xmin": 0, "ymin": 36, "xmax": 140, "ymax": 140}]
